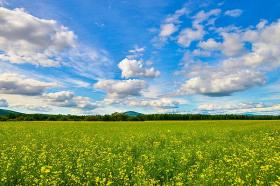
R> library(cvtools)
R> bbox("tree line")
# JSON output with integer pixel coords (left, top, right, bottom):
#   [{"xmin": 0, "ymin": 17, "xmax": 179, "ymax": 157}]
[{"xmin": 1, "ymin": 112, "xmax": 280, "ymax": 121}]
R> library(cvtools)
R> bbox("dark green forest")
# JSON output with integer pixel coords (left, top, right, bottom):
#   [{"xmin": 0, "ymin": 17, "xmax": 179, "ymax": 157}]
[{"xmin": 1, "ymin": 112, "xmax": 280, "ymax": 121}]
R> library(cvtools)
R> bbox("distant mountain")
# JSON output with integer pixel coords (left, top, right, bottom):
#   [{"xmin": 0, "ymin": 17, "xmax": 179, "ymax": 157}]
[
  {"xmin": 123, "ymin": 111, "xmax": 143, "ymax": 117},
  {"xmin": 0, "ymin": 109, "xmax": 22, "ymax": 116}
]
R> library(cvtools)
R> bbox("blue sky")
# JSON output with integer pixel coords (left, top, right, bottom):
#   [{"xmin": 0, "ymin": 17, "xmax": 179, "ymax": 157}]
[{"xmin": 0, "ymin": 0, "xmax": 280, "ymax": 115}]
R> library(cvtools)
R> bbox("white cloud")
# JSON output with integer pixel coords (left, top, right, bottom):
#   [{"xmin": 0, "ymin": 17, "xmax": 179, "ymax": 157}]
[
  {"xmin": 225, "ymin": 9, "xmax": 243, "ymax": 17},
  {"xmin": 159, "ymin": 23, "xmax": 178, "ymax": 37},
  {"xmin": 192, "ymin": 49, "xmax": 211, "ymax": 57},
  {"xmin": 63, "ymin": 45, "xmax": 113, "ymax": 79},
  {"xmin": 118, "ymin": 58, "xmax": 160, "ymax": 78},
  {"xmin": 15, "ymin": 105, "xmax": 52, "ymax": 112},
  {"xmin": 199, "ymin": 32, "xmax": 245, "ymax": 57},
  {"xmin": 0, "ymin": 73, "xmax": 55, "ymax": 96},
  {"xmin": 101, "ymin": 96, "xmax": 185, "ymax": 110},
  {"xmin": 256, "ymin": 20, "xmax": 268, "ymax": 30},
  {"xmin": 0, "ymin": 7, "xmax": 113, "ymax": 80},
  {"xmin": 198, "ymin": 102, "xmax": 264, "ymax": 111},
  {"xmin": 128, "ymin": 46, "xmax": 145, "ymax": 53},
  {"xmin": 179, "ymin": 69, "xmax": 265, "ymax": 96},
  {"xmin": 240, "ymin": 20, "xmax": 280, "ymax": 69},
  {"xmin": 198, "ymin": 102, "xmax": 280, "ymax": 115},
  {"xmin": 177, "ymin": 9, "xmax": 221, "ymax": 47},
  {"xmin": 178, "ymin": 25, "xmax": 205, "ymax": 47},
  {"xmin": 44, "ymin": 91, "xmax": 96, "ymax": 110},
  {"xmin": 126, "ymin": 46, "xmax": 145, "ymax": 59},
  {"xmin": 198, "ymin": 38, "xmax": 221, "ymax": 50},
  {"xmin": 125, "ymin": 97, "xmax": 185, "ymax": 109},
  {"xmin": 165, "ymin": 7, "xmax": 188, "ymax": 24},
  {"xmin": 0, "ymin": 7, "xmax": 76, "ymax": 67},
  {"xmin": 158, "ymin": 7, "xmax": 188, "ymax": 40},
  {"xmin": 63, "ymin": 78, "xmax": 91, "ymax": 88},
  {"xmin": 0, "ymin": 94, "xmax": 49, "ymax": 112},
  {"xmin": 0, "ymin": 98, "xmax": 8, "ymax": 107},
  {"xmin": 179, "ymin": 19, "xmax": 280, "ymax": 96},
  {"xmin": 94, "ymin": 79, "xmax": 146, "ymax": 99},
  {"xmin": 192, "ymin": 9, "xmax": 221, "ymax": 27}
]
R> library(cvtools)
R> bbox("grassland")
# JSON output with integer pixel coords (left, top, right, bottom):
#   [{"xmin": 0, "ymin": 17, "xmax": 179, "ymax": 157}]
[{"xmin": 0, "ymin": 121, "xmax": 279, "ymax": 185}]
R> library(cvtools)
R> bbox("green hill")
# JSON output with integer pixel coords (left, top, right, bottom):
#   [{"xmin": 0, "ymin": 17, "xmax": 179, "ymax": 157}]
[
  {"xmin": 123, "ymin": 111, "xmax": 143, "ymax": 117},
  {"xmin": 0, "ymin": 109, "xmax": 21, "ymax": 116}
]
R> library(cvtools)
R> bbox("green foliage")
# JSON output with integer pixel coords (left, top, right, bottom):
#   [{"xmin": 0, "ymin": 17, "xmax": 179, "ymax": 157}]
[
  {"xmin": 0, "ymin": 121, "xmax": 279, "ymax": 185},
  {"xmin": 0, "ymin": 109, "xmax": 21, "ymax": 116},
  {"xmin": 1, "ymin": 112, "xmax": 280, "ymax": 121}
]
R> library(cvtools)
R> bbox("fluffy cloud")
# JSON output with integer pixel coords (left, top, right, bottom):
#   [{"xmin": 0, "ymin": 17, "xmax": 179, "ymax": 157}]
[
  {"xmin": 0, "ymin": 99, "xmax": 8, "ymax": 107},
  {"xmin": 159, "ymin": 23, "xmax": 178, "ymax": 37},
  {"xmin": 44, "ymin": 91, "xmax": 96, "ymax": 110},
  {"xmin": 199, "ymin": 32, "xmax": 245, "ymax": 56},
  {"xmin": 179, "ymin": 19, "xmax": 280, "ymax": 96},
  {"xmin": 179, "ymin": 69, "xmax": 265, "ymax": 96},
  {"xmin": 206, "ymin": 19, "xmax": 280, "ymax": 71},
  {"xmin": 102, "ymin": 96, "xmax": 185, "ymax": 110},
  {"xmin": 0, "ymin": 73, "xmax": 55, "ymax": 96},
  {"xmin": 0, "ymin": 7, "xmax": 76, "ymax": 67},
  {"xmin": 240, "ymin": 20, "xmax": 280, "ymax": 69},
  {"xmin": 125, "ymin": 97, "xmax": 184, "ymax": 109},
  {"xmin": 164, "ymin": 7, "xmax": 188, "ymax": 24},
  {"xmin": 128, "ymin": 47, "xmax": 145, "ymax": 53},
  {"xmin": 192, "ymin": 9, "xmax": 221, "ymax": 27},
  {"xmin": 225, "ymin": 9, "xmax": 243, "ymax": 17},
  {"xmin": 159, "ymin": 7, "xmax": 188, "ymax": 38},
  {"xmin": 177, "ymin": 9, "xmax": 221, "ymax": 47},
  {"xmin": 178, "ymin": 26, "xmax": 205, "ymax": 47},
  {"xmin": 94, "ymin": 79, "xmax": 146, "ymax": 99},
  {"xmin": 118, "ymin": 58, "xmax": 160, "ymax": 78},
  {"xmin": 198, "ymin": 102, "xmax": 280, "ymax": 115},
  {"xmin": 15, "ymin": 105, "xmax": 52, "ymax": 112}
]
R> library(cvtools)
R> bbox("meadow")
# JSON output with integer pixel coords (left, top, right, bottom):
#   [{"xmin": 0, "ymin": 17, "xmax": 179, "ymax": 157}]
[{"xmin": 0, "ymin": 121, "xmax": 279, "ymax": 185}]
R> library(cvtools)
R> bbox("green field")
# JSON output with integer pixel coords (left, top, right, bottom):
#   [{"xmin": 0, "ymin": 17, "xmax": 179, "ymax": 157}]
[{"xmin": 0, "ymin": 121, "xmax": 279, "ymax": 185}]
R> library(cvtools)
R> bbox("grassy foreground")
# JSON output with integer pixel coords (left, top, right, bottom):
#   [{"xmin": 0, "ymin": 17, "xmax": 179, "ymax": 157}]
[{"xmin": 0, "ymin": 121, "xmax": 279, "ymax": 185}]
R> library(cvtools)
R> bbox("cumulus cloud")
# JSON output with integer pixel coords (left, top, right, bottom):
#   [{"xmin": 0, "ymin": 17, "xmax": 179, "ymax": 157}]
[
  {"xmin": 0, "ymin": 7, "xmax": 113, "ymax": 80},
  {"xmin": 118, "ymin": 58, "xmax": 160, "ymax": 78},
  {"xmin": 179, "ymin": 69, "xmax": 265, "ymax": 96},
  {"xmin": 128, "ymin": 46, "xmax": 145, "ymax": 53},
  {"xmin": 102, "ymin": 96, "xmax": 185, "ymax": 110},
  {"xmin": 199, "ymin": 32, "xmax": 245, "ymax": 57},
  {"xmin": 177, "ymin": 9, "xmax": 221, "ymax": 47},
  {"xmin": 125, "ymin": 97, "xmax": 184, "ymax": 109},
  {"xmin": 0, "ymin": 7, "xmax": 76, "ymax": 67},
  {"xmin": 192, "ymin": 9, "xmax": 221, "ymax": 27},
  {"xmin": 94, "ymin": 79, "xmax": 146, "ymax": 99},
  {"xmin": 158, "ymin": 7, "xmax": 188, "ymax": 40},
  {"xmin": 165, "ymin": 7, "xmax": 188, "ymax": 24},
  {"xmin": 225, "ymin": 9, "xmax": 243, "ymax": 17},
  {"xmin": 179, "ymin": 19, "xmax": 280, "ymax": 96},
  {"xmin": 15, "ymin": 105, "xmax": 52, "ymax": 112},
  {"xmin": 240, "ymin": 20, "xmax": 280, "ymax": 69},
  {"xmin": 178, "ymin": 26, "xmax": 205, "ymax": 47},
  {"xmin": 0, "ymin": 73, "xmax": 55, "ymax": 96},
  {"xmin": 44, "ymin": 91, "xmax": 96, "ymax": 110},
  {"xmin": 192, "ymin": 49, "xmax": 211, "ymax": 57},
  {"xmin": 159, "ymin": 23, "xmax": 178, "ymax": 37},
  {"xmin": 198, "ymin": 102, "xmax": 280, "ymax": 115},
  {"xmin": 0, "ymin": 99, "xmax": 8, "ymax": 107}
]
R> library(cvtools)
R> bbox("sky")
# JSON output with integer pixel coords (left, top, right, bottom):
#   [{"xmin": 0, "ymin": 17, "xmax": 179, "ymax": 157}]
[{"xmin": 0, "ymin": 0, "xmax": 280, "ymax": 115}]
